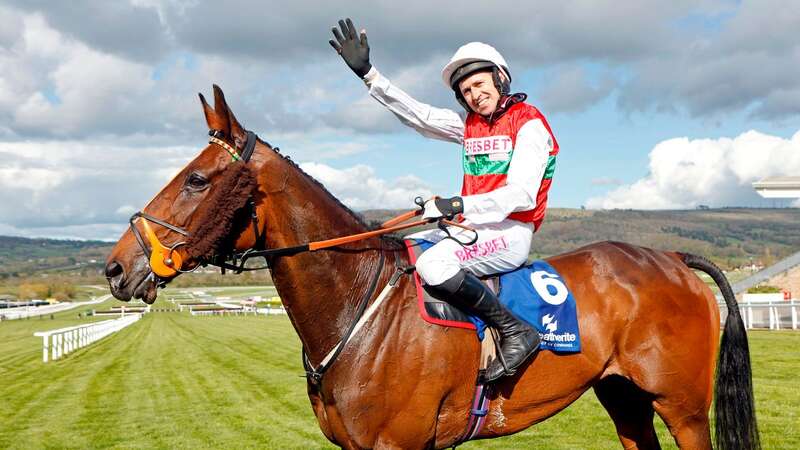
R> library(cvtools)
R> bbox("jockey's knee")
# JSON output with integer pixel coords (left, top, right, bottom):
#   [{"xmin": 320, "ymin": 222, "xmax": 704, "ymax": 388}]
[{"xmin": 416, "ymin": 250, "xmax": 461, "ymax": 287}]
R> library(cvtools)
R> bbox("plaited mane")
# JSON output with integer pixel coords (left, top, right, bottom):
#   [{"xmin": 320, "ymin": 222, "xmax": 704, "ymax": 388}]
[{"xmin": 185, "ymin": 162, "xmax": 257, "ymax": 260}]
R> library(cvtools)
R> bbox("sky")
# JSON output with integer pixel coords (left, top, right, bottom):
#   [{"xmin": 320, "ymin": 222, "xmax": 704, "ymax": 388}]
[{"xmin": 1, "ymin": 0, "xmax": 799, "ymax": 241}]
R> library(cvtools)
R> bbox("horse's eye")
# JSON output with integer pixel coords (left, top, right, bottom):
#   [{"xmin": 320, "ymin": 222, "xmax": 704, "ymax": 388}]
[{"xmin": 185, "ymin": 173, "xmax": 208, "ymax": 191}]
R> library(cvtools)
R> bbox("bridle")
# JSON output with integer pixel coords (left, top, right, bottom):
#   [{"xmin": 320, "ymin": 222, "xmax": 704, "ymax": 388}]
[
  {"xmin": 128, "ymin": 128, "xmax": 265, "ymax": 280},
  {"xmin": 128, "ymin": 128, "xmax": 478, "ymax": 284}
]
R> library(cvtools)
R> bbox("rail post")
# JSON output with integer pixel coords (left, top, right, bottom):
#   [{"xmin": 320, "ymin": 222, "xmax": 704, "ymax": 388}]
[{"xmin": 34, "ymin": 314, "xmax": 143, "ymax": 363}]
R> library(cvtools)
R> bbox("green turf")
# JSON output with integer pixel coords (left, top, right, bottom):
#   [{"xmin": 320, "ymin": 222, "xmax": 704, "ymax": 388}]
[{"xmin": 1, "ymin": 298, "xmax": 797, "ymax": 449}]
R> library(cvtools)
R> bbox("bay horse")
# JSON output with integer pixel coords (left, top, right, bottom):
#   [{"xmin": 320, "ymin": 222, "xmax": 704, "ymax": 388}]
[{"xmin": 105, "ymin": 86, "xmax": 759, "ymax": 450}]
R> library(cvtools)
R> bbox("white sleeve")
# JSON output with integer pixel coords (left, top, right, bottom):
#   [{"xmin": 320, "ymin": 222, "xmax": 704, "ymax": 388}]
[
  {"xmin": 461, "ymin": 119, "xmax": 553, "ymax": 224},
  {"xmin": 363, "ymin": 67, "xmax": 464, "ymax": 144}
]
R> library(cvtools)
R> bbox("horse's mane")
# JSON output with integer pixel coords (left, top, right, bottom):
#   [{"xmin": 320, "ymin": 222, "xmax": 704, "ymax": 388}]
[
  {"xmin": 259, "ymin": 137, "xmax": 374, "ymax": 231},
  {"xmin": 266, "ymin": 142, "xmax": 407, "ymax": 252},
  {"xmin": 184, "ymin": 136, "xmax": 405, "ymax": 262}
]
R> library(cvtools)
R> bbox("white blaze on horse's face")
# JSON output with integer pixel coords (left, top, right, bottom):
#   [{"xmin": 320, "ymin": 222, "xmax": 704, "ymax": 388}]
[{"xmin": 458, "ymin": 71, "xmax": 501, "ymax": 116}]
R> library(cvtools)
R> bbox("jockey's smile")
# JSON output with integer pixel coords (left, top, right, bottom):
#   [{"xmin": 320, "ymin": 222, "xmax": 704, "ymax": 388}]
[{"xmin": 458, "ymin": 71, "xmax": 503, "ymax": 116}]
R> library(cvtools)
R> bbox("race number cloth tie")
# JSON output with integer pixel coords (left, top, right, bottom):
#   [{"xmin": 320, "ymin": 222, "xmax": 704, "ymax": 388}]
[{"xmin": 406, "ymin": 239, "xmax": 581, "ymax": 353}]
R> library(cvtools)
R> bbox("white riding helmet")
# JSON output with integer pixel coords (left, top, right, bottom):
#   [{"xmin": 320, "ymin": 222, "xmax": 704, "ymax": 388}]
[{"xmin": 441, "ymin": 42, "xmax": 511, "ymax": 90}]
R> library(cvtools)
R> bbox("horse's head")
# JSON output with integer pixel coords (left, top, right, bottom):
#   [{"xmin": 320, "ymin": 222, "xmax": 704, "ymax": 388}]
[{"xmin": 105, "ymin": 86, "xmax": 265, "ymax": 303}]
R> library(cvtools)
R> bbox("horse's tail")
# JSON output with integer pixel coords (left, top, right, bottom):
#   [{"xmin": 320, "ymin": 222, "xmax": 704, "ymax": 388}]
[{"xmin": 678, "ymin": 252, "xmax": 760, "ymax": 450}]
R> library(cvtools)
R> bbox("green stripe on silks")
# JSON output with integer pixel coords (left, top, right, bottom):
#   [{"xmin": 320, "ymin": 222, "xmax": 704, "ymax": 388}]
[
  {"xmin": 543, "ymin": 155, "xmax": 557, "ymax": 180},
  {"xmin": 463, "ymin": 154, "xmax": 512, "ymax": 176}
]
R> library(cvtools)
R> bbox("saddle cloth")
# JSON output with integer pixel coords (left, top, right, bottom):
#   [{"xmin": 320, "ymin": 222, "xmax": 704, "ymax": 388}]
[{"xmin": 405, "ymin": 239, "xmax": 581, "ymax": 353}]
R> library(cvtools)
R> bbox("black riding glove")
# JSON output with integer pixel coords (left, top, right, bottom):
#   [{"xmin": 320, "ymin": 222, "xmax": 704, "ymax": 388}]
[
  {"xmin": 422, "ymin": 196, "xmax": 464, "ymax": 220},
  {"xmin": 329, "ymin": 18, "xmax": 372, "ymax": 78}
]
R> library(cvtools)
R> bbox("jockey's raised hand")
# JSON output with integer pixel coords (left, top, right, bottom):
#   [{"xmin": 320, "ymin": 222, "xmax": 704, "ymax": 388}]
[
  {"xmin": 329, "ymin": 18, "xmax": 371, "ymax": 78},
  {"xmin": 422, "ymin": 196, "xmax": 464, "ymax": 220}
]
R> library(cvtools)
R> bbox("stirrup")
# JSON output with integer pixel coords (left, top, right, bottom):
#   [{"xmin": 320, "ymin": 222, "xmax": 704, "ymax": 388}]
[{"xmin": 492, "ymin": 328, "xmax": 511, "ymax": 373}]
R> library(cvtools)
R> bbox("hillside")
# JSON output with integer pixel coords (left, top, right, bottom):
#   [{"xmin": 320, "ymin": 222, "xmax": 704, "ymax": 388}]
[
  {"xmin": 0, "ymin": 236, "xmax": 113, "ymax": 278},
  {"xmin": 532, "ymin": 208, "xmax": 800, "ymax": 268},
  {"xmin": 365, "ymin": 207, "xmax": 800, "ymax": 269},
  {"xmin": 1, "ymin": 208, "xmax": 798, "ymax": 281}
]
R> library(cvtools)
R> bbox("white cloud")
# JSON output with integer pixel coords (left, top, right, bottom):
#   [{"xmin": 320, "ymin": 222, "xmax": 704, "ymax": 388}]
[
  {"xmin": 0, "ymin": 222, "xmax": 125, "ymax": 241},
  {"xmin": 0, "ymin": 139, "xmax": 198, "ymax": 231},
  {"xmin": 115, "ymin": 205, "xmax": 138, "ymax": 217},
  {"xmin": 586, "ymin": 129, "xmax": 800, "ymax": 209},
  {"xmin": 0, "ymin": 137, "xmax": 431, "ymax": 241},
  {"xmin": 13, "ymin": 46, "xmax": 155, "ymax": 136},
  {"xmin": 299, "ymin": 162, "xmax": 433, "ymax": 210},
  {"xmin": 0, "ymin": 11, "xmax": 159, "ymax": 138}
]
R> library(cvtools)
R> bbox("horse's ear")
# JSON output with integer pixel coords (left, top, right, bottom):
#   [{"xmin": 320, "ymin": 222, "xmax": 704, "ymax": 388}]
[
  {"xmin": 199, "ymin": 92, "xmax": 227, "ymax": 133},
  {"xmin": 212, "ymin": 84, "xmax": 246, "ymax": 147}
]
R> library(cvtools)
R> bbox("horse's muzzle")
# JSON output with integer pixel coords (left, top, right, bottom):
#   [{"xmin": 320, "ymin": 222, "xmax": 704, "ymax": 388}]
[{"xmin": 105, "ymin": 257, "xmax": 158, "ymax": 303}]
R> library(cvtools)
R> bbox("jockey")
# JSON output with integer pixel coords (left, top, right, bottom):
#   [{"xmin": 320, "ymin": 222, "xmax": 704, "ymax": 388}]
[{"xmin": 330, "ymin": 19, "xmax": 559, "ymax": 382}]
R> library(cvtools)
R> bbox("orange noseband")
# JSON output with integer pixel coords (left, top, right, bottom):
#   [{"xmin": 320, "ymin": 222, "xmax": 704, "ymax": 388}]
[{"xmin": 139, "ymin": 219, "xmax": 185, "ymax": 277}]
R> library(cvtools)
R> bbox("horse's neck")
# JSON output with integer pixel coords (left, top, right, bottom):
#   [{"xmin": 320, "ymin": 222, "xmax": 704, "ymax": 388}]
[{"xmin": 260, "ymin": 156, "xmax": 385, "ymax": 363}]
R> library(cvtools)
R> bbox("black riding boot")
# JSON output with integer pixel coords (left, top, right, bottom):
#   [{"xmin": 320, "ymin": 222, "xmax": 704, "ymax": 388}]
[{"xmin": 425, "ymin": 271, "xmax": 540, "ymax": 382}]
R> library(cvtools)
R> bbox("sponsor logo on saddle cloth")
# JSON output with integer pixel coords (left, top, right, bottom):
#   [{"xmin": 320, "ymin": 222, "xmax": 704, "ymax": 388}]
[
  {"xmin": 498, "ymin": 260, "xmax": 581, "ymax": 352},
  {"xmin": 463, "ymin": 135, "xmax": 513, "ymax": 161}
]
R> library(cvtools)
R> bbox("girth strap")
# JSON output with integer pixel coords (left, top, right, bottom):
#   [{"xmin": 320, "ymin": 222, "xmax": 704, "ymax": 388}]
[
  {"xmin": 305, "ymin": 251, "xmax": 385, "ymax": 384},
  {"xmin": 302, "ymin": 257, "xmax": 418, "ymax": 385}
]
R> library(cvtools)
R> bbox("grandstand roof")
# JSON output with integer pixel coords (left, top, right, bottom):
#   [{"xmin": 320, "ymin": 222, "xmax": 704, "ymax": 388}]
[{"xmin": 753, "ymin": 176, "xmax": 800, "ymax": 198}]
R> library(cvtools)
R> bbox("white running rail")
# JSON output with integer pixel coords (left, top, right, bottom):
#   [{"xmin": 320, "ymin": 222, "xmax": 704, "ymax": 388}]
[
  {"xmin": 718, "ymin": 300, "xmax": 799, "ymax": 330},
  {"xmin": 33, "ymin": 313, "xmax": 143, "ymax": 363}
]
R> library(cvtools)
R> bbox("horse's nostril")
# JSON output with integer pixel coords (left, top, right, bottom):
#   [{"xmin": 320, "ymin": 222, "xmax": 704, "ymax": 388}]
[{"xmin": 105, "ymin": 261, "xmax": 123, "ymax": 279}]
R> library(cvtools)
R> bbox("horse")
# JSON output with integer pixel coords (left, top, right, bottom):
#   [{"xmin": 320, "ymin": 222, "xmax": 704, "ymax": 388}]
[{"xmin": 105, "ymin": 86, "xmax": 759, "ymax": 450}]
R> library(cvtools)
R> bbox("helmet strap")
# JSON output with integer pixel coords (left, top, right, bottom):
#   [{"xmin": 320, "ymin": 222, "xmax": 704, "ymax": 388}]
[
  {"xmin": 455, "ymin": 90, "xmax": 471, "ymax": 113},
  {"xmin": 492, "ymin": 67, "xmax": 511, "ymax": 96}
]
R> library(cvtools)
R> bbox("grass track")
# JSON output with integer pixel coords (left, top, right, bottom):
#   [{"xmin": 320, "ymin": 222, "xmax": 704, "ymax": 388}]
[{"xmin": 1, "ymin": 304, "xmax": 797, "ymax": 449}]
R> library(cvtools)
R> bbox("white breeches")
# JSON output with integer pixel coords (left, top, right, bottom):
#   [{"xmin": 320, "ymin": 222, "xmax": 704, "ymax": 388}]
[{"xmin": 407, "ymin": 219, "xmax": 534, "ymax": 286}]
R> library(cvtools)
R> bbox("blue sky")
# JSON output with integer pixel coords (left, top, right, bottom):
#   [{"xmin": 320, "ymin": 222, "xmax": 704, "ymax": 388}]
[{"xmin": 0, "ymin": 1, "xmax": 799, "ymax": 240}]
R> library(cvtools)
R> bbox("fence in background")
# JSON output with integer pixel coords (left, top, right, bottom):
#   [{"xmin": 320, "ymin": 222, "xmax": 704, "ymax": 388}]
[
  {"xmin": 719, "ymin": 300, "xmax": 798, "ymax": 330},
  {"xmin": 33, "ymin": 313, "xmax": 143, "ymax": 363}
]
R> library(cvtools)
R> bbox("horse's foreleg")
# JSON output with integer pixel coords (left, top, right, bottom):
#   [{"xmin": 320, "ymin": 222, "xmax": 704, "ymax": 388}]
[{"xmin": 594, "ymin": 376, "xmax": 661, "ymax": 450}]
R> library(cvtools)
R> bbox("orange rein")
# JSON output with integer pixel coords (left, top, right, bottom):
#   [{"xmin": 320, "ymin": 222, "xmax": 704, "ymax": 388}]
[{"xmin": 306, "ymin": 211, "xmax": 475, "ymax": 252}]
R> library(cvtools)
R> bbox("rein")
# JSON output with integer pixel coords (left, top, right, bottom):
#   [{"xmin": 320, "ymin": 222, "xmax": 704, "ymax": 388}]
[{"xmin": 128, "ymin": 129, "xmax": 475, "ymax": 279}]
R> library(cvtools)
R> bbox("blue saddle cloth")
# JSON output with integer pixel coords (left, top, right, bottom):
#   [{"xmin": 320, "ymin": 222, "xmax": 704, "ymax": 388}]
[
  {"xmin": 407, "ymin": 239, "xmax": 581, "ymax": 353},
  {"xmin": 495, "ymin": 261, "xmax": 581, "ymax": 352}
]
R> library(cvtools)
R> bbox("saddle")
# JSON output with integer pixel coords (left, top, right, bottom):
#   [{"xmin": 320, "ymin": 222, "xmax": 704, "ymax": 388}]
[{"xmin": 405, "ymin": 239, "xmax": 581, "ymax": 353}]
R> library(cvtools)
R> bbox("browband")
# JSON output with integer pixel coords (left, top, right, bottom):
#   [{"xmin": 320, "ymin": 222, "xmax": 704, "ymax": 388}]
[{"xmin": 208, "ymin": 129, "xmax": 257, "ymax": 163}]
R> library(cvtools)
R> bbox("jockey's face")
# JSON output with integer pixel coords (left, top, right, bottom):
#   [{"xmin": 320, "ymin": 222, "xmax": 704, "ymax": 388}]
[{"xmin": 458, "ymin": 70, "xmax": 502, "ymax": 116}]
